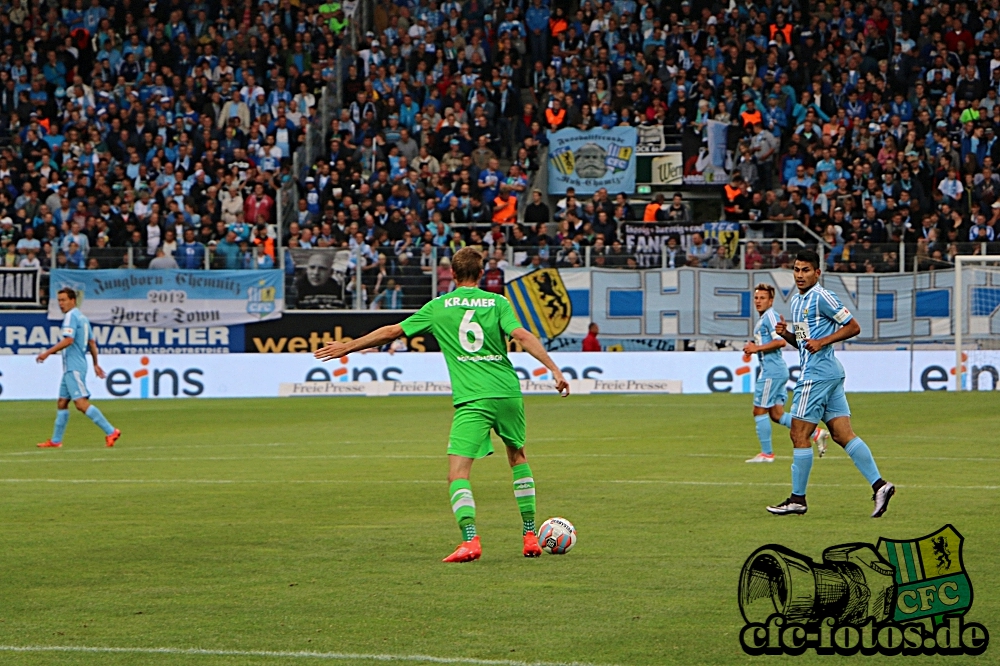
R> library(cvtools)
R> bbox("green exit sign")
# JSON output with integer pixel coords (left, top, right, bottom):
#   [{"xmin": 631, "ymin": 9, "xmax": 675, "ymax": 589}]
[{"xmin": 637, "ymin": 185, "xmax": 651, "ymax": 194}]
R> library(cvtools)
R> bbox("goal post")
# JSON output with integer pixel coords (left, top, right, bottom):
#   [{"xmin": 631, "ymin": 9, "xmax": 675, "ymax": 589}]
[{"xmin": 954, "ymin": 256, "xmax": 1000, "ymax": 392}]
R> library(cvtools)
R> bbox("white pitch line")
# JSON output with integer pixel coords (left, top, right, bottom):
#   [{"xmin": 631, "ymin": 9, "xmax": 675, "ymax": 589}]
[
  {"xmin": 0, "ymin": 645, "xmax": 610, "ymax": 666},
  {"xmin": 4, "ymin": 446, "xmax": 987, "ymax": 463},
  {"xmin": 0, "ymin": 478, "xmax": 996, "ymax": 490},
  {"xmin": 601, "ymin": 480, "xmax": 840, "ymax": 487},
  {"xmin": 0, "ymin": 455, "xmax": 445, "ymax": 463},
  {"xmin": 599, "ymin": 480, "xmax": 1000, "ymax": 490},
  {"xmin": 0, "ymin": 453, "xmax": 658, "ymax": 464},
  {"xmin": 0, "ymin": 436, "xmax": 658, "ymax": 458},
  {"xmin": 0, "ymin": 478, "xmax": 443, "ymax": 485},
  {"xmin": 0, "ymin": 443, "xmax": 428, "ymax": 457},
  {"xmin": 685, "ymin": 453, "xmax": 1000, "ymax": 463}
]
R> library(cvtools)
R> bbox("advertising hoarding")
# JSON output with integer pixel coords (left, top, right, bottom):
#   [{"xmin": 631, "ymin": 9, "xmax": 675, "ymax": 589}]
[{"xmin": 0, "ymin": 351, "xmax": 990, "ymax": 400}]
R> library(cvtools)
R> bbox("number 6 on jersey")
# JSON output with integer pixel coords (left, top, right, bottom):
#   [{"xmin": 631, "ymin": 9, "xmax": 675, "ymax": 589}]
[{"xmin": 459, "ymin": 310, "xmax": 484, "ymax": 353}]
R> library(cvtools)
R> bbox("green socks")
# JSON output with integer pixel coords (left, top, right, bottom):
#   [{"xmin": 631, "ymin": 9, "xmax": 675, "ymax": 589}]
[
  {"xmin": 449, "ymin": 479, "xmax": 477, "ymax": 541},
  {"xmin": 448, "ymin": 465, "xmax": 536, "ymax": 541},
  {"xmin": 512, "ymin": 463, "xmax": 536, "ymax": 535}
]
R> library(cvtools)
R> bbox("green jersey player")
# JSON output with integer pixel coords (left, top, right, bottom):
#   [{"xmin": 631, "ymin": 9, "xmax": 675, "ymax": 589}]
[{"xmin": 315, "ymin": 248, "xmax": 569, "ymax": 562}]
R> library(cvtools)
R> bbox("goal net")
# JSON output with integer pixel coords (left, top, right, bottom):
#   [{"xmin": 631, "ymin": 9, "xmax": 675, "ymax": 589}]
[{"xmin": 955, "ymin": 256, "xmax": 1000, "ymax": 391}]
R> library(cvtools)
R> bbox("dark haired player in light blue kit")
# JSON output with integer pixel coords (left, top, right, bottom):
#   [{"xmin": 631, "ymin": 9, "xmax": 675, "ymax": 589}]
[
  {"xmin": 744, "ymin": 283, "xmax": 829, "ymax": 463},
  {"xmin": 767, "ymin": 251, "xmax": 894, "ymax": 518},
  {"xmin": 36, "ymin": 288, "xmax": 121, "ymax": 448}
]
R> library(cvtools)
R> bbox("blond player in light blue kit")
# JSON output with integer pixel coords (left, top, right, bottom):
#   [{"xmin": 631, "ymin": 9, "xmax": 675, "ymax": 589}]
[{"xmin": 36, "ymin": 288, "xmax": 121, "ymax": 448}]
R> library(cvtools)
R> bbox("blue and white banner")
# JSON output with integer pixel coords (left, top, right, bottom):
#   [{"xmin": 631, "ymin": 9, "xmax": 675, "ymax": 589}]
[
  {"xmin": 547, "ymin": 126, "xmax": 637, "ymax": 195},
  {"xmin": 503, "ymin": 267, "xmax": 992, "ymax": 342},
  {"xmin": 48, "ymin": 270, "xmax": 284, "ymax": 328}
]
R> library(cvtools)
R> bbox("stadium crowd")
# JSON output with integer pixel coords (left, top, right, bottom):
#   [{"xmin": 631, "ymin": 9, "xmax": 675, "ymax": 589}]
[{"xmin": 1, "ymin": 0, "xmax": 1000, "ymax": 308}]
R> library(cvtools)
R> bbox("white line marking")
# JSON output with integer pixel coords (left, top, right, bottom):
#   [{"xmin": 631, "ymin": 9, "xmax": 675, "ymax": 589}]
[
  {"xmin": 0, "ymin": 479, "xmax": 995, "ymax": 490},
  {"xmin": 0, "ymin": 455, "xmax": 446, "ymax": 464},
  {"xmin": 6, "ymin": 444, "xmax": 986, "ymax": 463},
  {"xmin": 686, "ymin": 453, "xmax": 1000, "ymax": 463},
  {"xmin": 0, "ymin": 645, "xmax": 610, "ymax": 666},
  {"xmin": 0, "ymin": 453, "xmax": 655, "ymax": 464},
  {"xmin": 599, "ymin": 480, "xmax": 1000, "ymax": 490},
  {"xmin": 0, "ymin": 435, "xmax": 678, "ymax": 458},
  {"xmin": 0, "ymin": 479, "xmax": 443, "ymax": 485},
  {"xmin": 601, "ymin": 480, "xmax": 841, "ymax": 487},
  {"xmin": 0, "ymin": 441, "xmax": 306, "ymax": 455},
  {"xmin": 0, "ymin": 436, "xmax": 644, "ymax": 457}
]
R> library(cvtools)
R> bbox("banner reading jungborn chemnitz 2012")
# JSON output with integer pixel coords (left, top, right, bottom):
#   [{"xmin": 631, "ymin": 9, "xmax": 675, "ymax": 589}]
[
  {"xmin": 48, "ymin": 269, "xmax": 284, "ymax": 328},
  {"xmin": 547, "ymin": 126, "xmax": 637, "ymax": 195}
]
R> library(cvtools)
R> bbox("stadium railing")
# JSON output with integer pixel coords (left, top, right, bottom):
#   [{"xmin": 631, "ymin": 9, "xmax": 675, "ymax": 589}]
[
  {"xmin": 905, "ymin": 242, "xmax": 1000, "ymax": 272},
  {"xmin": 742, "ymin": 219, "xmax": 830, "ymax": 248},
  {"xmin": 738, "ymin": 238, "xmax": 807, "ymax": 270},
  {"xmin": 43, "ymin": 246, "xmax": 277, "ymax": 272}
]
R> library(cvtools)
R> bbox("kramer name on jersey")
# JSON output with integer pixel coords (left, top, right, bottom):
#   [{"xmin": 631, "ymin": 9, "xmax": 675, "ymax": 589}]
[{"xmin": 443, "ymin": 297, "xmax": 497, "ymax": 308}]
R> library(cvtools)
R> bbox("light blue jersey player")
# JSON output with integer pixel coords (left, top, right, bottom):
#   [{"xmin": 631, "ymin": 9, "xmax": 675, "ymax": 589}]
[
  {"xmin": 743, "ymin": 284, "xmax": 828, "ymax": 464},
  {"xmin": 766, "ymin": 250, "xmax": 894, "ymax": 518},
  {"xmin": 36, "ymin": 288, "xmax": 120, "ymax": 448}
]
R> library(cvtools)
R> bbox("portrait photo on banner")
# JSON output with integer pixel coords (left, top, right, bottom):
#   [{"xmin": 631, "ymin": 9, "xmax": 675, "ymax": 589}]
[{"xmin": 547, "ymin": 127, "xmax": 637, "ymax": 195}]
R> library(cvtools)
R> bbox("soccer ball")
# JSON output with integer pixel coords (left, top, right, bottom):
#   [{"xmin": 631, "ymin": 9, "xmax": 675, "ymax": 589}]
[{"xmin": 538, "ymin": 517, "xmax": 576, "ymax": 554}]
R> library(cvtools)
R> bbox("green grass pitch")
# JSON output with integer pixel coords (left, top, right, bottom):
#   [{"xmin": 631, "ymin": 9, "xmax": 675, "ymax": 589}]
[{"xmin": 0, "ymin": 393, "xmax": 997, "ymax": 665}]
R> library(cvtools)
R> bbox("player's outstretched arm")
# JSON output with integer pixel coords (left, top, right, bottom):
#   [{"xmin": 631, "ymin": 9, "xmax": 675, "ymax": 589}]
[
  {"xmin": 510, "ymin": 328, "xmax": 569, "ymax": 397},
  {"xmin": 314, "ymin": 324, "xmax": 404, "ymax": 361},
  {"xmin": 37, "ymin": 336, "xmax": 74, "ymax": 363}
]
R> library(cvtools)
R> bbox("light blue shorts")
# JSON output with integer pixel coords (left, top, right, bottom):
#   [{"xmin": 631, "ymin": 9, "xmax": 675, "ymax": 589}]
[
  {"xmin": 753, "ymin": 376, "xmax": 789, "ymax": 408},
  {"xmin": 789, "ymin": 377, "xmax": 851, "ymax": 424},
  {"xmin": 59, "ymin": 370, "xmax": 90, "ymax": 401}
]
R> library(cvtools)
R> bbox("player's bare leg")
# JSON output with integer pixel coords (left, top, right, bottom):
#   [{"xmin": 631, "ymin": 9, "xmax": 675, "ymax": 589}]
[
  {"xmin": 444, "ymin": 455, "xmax": 481, "ymax": 562},
  {"xmin": 767, "ymin": 418, "xmax": 815, "ymax": 515},
  {"xmin": 826, "ymin": 416, "xmax": 894, "ymax": 517},
  {"xmin": 507, "ymin": 445, "xmax": 541, "ymax": 557}
]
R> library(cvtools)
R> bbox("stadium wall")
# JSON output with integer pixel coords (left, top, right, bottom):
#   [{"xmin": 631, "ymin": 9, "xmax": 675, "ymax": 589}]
[{"xmin": 0, "ymin": 351, "xmax": 994, "ymax": 400}]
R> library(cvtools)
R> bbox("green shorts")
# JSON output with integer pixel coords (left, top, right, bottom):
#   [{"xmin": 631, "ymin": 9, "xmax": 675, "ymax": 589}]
[{"xmin": 448, "ymin": 397, "xmax": 526, "ymax": 459}]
